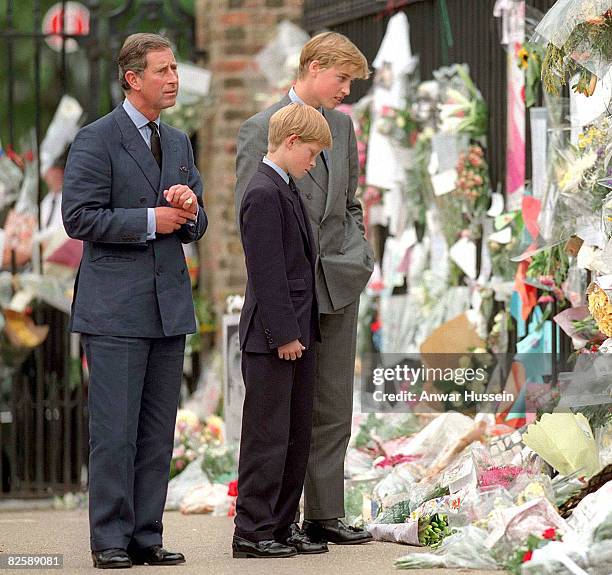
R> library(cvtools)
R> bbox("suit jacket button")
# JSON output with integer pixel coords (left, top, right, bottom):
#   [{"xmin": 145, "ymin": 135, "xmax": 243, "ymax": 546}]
[
  {"xmin": 139, "ymin": 197, "xmax": 147, "ymax": 204},
  {"xmin": 306, "ymin": 192, "xmax": 312, "ymax": 200},
  {"xmin": 264, "ymin": 328, "xmax": 271, "ymax": 334}
]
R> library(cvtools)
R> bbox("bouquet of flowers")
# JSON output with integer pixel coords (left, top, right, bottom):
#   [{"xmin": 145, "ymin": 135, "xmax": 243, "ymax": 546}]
[
  {"xmin": 453, "ymin": 144, "xmax": 490, "ymax": 216},
  {"xmin": 587, "ymin": 281, "xmax": 612, "ymax": 336},
  {"xmin": 536, "ymin": 0, "xmax": 612, "ymax": 96},
  {"xmin": 437, "ymin": 64, "xmax": 488, "ymax": 139},
  {"xmin": 517, "ymin": 42, "xmax": 545, "ymax": 107},
  {"xmin": 375, "ymin": 105, "xmax": 419, "ymax": 148},
  {"xmin": 170, "ymin": 409, "xmax": 202, "ymax": 479},
  {"xmin": 504, "ymin": 528, "xmax": 562, "ymax": 574}
]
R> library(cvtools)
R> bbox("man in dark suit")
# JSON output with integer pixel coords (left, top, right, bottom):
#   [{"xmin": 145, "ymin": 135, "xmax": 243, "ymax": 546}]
[
  {"xmin": 233, "ymin": 104, "xmax": 330, "ymax": 559},
  {"xmin": 235, "ymin": 32, "xmax": 374, "ymax": 545},
  {"xmin": 62, "ymin": 33, "xmax": 207, "ymax": 569}
]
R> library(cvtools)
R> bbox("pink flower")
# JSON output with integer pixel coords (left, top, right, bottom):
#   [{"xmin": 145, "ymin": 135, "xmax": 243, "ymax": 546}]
[
  {"xmin": 175, "ymin": 459, "xmax": 185, "ymax": 471},
  {"xmin": 537, "ymin": 295, "xmax": 554, "ymax": 304},
  {"xmin": 478, "ymin": 465, "xmax": 523, "ymax": 488},
  {"xmin": 470, "ymin": 157, "xmax": 482, "ymax": 167}
]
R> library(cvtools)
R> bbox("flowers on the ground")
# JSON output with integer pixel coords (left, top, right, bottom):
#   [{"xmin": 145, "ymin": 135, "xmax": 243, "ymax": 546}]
[
  {"xmin": 587, "ymin": 283, "xmax": 612, "ymax": 337},
  {"xmin": 505, "ymin": 528, "xmax": 563, "ymax": 574}
]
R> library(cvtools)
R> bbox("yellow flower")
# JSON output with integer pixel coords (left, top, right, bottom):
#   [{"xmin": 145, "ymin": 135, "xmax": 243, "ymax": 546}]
[
  {"xmin": 587, "ymin": 285, "xmax": 612, "ymax": 336},
  {"xmin": 517, "ymin": 47, "xmax": 529, "ymax": 70}
]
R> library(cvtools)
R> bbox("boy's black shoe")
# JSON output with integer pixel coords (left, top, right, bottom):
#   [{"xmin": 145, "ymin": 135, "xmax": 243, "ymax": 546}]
[
  {"xmin": 303, "ymin": 519, "xmax": 373, "ymax": 545},
  {"xmin": 91, "ymin": 548, "xmax": 132, "ymax": 569},
  {"xmin": 284, "ymin": 523, "xmax": 328, "ymax": 554},
  {"xmin": 232, "ymin": 536, "xmax": 297, "ymax": 558}
]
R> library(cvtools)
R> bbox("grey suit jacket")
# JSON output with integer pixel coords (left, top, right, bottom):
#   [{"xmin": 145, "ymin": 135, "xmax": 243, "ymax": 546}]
[
  {"xmin": 62, "ymin": 103, "xmax": 208, "ymax": 337},
  {"xmin": 235, "ymin": 95, "xmax": 373, "ymax": 313}
]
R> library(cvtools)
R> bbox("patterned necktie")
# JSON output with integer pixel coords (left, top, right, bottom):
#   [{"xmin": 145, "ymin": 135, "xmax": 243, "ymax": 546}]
[{"xmin": 147, "ymin": 121, "xmax": 162, "ymax": 168}]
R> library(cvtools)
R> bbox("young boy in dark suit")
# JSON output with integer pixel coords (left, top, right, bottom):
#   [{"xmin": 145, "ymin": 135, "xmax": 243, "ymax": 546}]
[{"xmin": 233, "ymin": 103, "xmax": 332, "ymax": 559}]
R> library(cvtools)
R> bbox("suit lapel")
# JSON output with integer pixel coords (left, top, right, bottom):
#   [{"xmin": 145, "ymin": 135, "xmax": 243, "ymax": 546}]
[
  {"xmin": 322, "ymin": 109, "xmax": 341, "ymax": 220},
  {"xmin": 113, "ymin": 105, "xmax": 160, "ymax": 197},
  {"xmin": 259, "ymin": 164, "xmax": 312, "ymax": 257},
  {"xmin": 306, "ymin": 162, "xmax": 327, "ymax": 194}
]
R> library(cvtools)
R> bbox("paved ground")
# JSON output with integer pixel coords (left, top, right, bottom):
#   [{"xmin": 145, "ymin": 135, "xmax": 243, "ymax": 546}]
[{"xmin": 0, "ymin": 509, "xmax": 504, "ymax": 574}]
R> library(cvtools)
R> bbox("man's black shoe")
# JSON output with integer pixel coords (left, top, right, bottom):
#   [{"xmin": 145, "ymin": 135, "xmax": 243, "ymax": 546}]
[
  {"xmin": 303, "ymin": 519, "xmax": 373, "ymax": 545},
  {"xmin": 129, "ymin": 544, "xmax": 185, "ymax": 566},
  {"xmin": 284, "ymin": 523, "xmax": 328, "ymax": 554},
  {"xmin": 232, "ymin": 535, "xmax": 297, "ymax": 558},
  {"xmin": 91, "ymin": 548, "xmax": 132, "ymax": 569}
]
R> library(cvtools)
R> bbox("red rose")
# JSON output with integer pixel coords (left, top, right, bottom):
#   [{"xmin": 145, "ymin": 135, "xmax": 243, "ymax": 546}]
[
  {"xmin": 522, "ymin": 550, "xmax": 533, "ymax": 562},
  {"xmin": 542, "ymin": 528, "xmax": 556, "ymax": 540}
]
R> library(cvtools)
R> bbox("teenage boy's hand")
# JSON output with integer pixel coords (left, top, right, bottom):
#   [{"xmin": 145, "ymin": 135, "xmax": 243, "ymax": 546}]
[{"xmin": 278, "ymin": 339, "xmax": 306, "ymax": 361}]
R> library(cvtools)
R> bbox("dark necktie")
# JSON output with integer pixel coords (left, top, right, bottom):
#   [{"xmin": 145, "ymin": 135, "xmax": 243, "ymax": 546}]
[
  {"xmin": 319, "ymin": 151, "xmax": 328, "ymax": 172},
  {"xmin": 147, "ymin": 121, "xmax": 162, "ymax": 168}
]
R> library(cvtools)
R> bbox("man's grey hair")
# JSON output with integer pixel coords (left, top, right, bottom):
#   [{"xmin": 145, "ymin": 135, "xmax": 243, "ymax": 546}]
[{"xmin": 117, "ymin": 33, "xmax": 173, "ymax": 91}]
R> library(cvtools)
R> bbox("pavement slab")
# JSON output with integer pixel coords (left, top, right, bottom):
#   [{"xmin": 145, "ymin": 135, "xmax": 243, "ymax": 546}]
[{"xmin": 0, "ymin": 510, "xmax": 504, "ymax": 574}]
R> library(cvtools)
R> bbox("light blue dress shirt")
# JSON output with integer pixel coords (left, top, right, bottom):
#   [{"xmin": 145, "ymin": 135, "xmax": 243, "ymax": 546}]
[
  {"xmin": 262, "ymin": 156, "xmax": 289, "ymax": 184},
  {"xmin": 122, "ymin": 98, "xmax": 159, "ymax": 240}
]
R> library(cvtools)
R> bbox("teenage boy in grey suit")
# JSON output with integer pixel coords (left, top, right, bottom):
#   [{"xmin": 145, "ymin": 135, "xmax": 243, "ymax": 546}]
[
  {"xmin": 62, "ymin": 33, "xmax": 207, "ymax": 569},
  {"xmin": 235, "ymin": 32, "xmax": 374, "ymax": 546}
]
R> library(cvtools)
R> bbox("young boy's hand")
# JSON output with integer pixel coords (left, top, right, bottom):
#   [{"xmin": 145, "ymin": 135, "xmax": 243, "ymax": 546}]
[{"xmin": 278, "ymin": 339, "xmax": 306, "ymax": 361}]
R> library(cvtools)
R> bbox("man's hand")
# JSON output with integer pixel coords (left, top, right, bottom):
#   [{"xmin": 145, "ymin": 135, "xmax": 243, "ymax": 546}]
[
  {"xmin": 154, "ymin": 206, "xmax": 197, "ymax": 234},
  {"xmin": 277, "ymin": 339, "xmax": 306, "ymax": 361},
  {"xmin": 164, "ymin": 185, "xmax": 198, "ymax": 214}
]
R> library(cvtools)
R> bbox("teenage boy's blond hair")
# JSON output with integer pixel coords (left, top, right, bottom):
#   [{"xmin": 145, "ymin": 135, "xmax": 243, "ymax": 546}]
[
  {"xmin": 268, "ymin": 103, "xmax": 333, "ymax": 153},
  {"xmin": 298, "ymin": 32, "xmax": 369, "ymax": 80}
]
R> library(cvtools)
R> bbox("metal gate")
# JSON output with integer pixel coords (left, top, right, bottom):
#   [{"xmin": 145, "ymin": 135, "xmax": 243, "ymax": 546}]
[{"xmin": 0, "ymin": 0, "xmax": 196, "ymax": 498}]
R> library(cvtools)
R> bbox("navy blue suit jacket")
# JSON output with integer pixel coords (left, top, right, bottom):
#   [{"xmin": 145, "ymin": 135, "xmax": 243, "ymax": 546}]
[
  {"xmin": 62, "ymin": 103, "xmax": 208, "ymax": 337},
  {"xmin": 239, "ymin": 162, "xmax": 320, "ymax": 353}
]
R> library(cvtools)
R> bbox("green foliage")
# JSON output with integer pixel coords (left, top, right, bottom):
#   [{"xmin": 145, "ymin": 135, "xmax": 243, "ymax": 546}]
[{"xmin": 0, "ymin": 0, "xmax": 196, "ymax": 149}]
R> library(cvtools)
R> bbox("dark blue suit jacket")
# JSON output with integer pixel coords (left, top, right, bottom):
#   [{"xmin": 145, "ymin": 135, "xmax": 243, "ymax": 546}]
[
  {"xmin": 239, "ymin": 162, "xmax": 320, "ymax": 353},
  {"xmin": 62, "ymin": 103, "xmax": 208, "ymax": 337}
]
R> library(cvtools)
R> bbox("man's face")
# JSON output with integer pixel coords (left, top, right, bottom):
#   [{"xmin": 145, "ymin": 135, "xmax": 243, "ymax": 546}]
[
  {"xmin": 311, "ymin": 65, "xmax": 354, "ymax": 109},
  {"xmin": 287, "ymin": 137, "xmax": 323, "ymax": 179},
  {"xmin": 136, "ymin": 48, "xmax": 178, "ymax": 112}
]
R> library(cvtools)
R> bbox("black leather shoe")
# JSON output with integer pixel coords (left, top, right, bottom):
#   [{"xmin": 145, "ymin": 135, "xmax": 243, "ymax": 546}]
[
  {"xmin": 129, "ymin": 545, "xmax": 185, "ymax": 566},
  {"xmin": 284, "ymin": 523, "xmax": 328, "ymax": 554},
  {"xmin": 91, "ymin": 549, "xmax": 132, "ymax": 569},
  {"xmin": 303, "ymin": 519, "xmax": 373, "ymax": 545},
  {"xmin": 232, "ymin": 535, "xmax": 297, "ymax": 558}
]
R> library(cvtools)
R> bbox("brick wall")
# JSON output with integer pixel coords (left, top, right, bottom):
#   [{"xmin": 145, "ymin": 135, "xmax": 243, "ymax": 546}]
[{"xmin": 196, "ymin": 0, "xmax": 304, "ymax": 326}]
